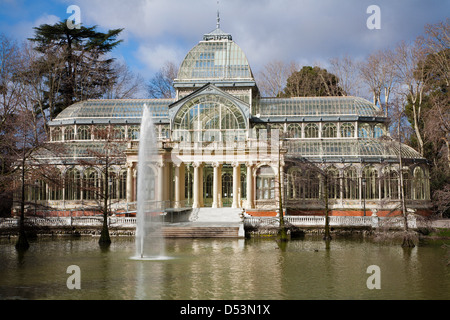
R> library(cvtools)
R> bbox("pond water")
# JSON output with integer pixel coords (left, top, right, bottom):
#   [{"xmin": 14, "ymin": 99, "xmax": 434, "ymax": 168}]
[{"xmin": 0, "ymin": 236, "xmax": 449, "ymax": 300}]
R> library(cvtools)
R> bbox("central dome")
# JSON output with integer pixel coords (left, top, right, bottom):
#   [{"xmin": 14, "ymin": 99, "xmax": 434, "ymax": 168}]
[{"xmin": 174, "ymin": 27, "xmax": 254, "ymax": 85}]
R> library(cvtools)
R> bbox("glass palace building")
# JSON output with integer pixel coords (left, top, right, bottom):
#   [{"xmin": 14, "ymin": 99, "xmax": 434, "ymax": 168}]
[{"xmin": 29, "ymin": 25, "xmax": 431, "ymax": 217}]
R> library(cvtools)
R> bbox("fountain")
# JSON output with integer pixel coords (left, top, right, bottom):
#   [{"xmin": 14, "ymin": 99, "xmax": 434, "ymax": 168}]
[{"xmin": 133, "ymin": 104, "xmax": 169, "ymax": 260}]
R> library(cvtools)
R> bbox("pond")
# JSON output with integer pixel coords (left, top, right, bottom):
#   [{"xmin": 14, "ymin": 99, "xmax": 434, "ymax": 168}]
[{"xmin": 0, "ymin": 236, "xmax": 449, "ymax": 300}]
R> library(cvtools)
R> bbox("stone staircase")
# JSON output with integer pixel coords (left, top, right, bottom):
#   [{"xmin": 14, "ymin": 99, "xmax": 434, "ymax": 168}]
[{"xmin": 162, "ymin": 208, "xmax": 244, "ymax": 238}]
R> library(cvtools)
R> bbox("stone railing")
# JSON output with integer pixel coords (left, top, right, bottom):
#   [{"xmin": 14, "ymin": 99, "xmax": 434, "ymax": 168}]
[
  {"xmin": 244, "ymin": 215, "xmax": 418, "ymax": 229},
  {"xmin": 0, "ymin": 216, "xmax": 137, "ymax": 228}
]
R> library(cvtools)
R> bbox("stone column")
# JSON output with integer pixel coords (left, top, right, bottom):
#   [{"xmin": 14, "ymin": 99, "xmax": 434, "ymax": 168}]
[
  {"xmin": 192, "ymin": 162, "xmax": 200, "ymax": 208},
  {"xmin": 157, "ymin": 161, "xmax": 164, "ymax": 208},
  {"xmin": 174, "ymin": 164, "xmax": 181, "ymax": 208},
  {"xmin": 212, "ymin": 162, "xmax": 220, "ymax": 208},
  {"xmin": 232, "ymin": 162, "xmax": 240, "ymax": 208},
  {"xmin": 199, "ymin": 163, "xmax": 204, "ymax": 207},
  {"xmin": 246, "ymin": 162, "xmax": 254, "ymax": 209},
  {"xmin": 218, "ymin": 164, "xmax": 223, "ymax": 207},
  {"xmin": 126, "ymin": 162, "xmax": 133, "ymax": 203}
]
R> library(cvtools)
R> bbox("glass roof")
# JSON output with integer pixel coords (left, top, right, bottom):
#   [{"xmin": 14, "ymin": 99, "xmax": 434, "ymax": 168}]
[
  {"xmin": 175, "ymin": 39, "xmax": 254, "ymax": 83},
  {"xmin": 285, "ymin": 139, "xmax": 424, "ymax": 160},
  {"xmin": 253, "ymin": 96, "xmax": 382, "ymax": 117},
  {"xmin": 54, "ymin": 99, "xmax": 173, "ymax": 121}
]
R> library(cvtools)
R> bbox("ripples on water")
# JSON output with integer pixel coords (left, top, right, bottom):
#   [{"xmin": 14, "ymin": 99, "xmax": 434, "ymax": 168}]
[{"xmin": 0, "ymin": 236, "xmax": 449, "ymax": 300}]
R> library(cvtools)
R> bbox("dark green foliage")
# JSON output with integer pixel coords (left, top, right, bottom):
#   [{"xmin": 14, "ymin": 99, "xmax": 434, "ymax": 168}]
[
  {"xmin": 28, "ymin": 21, "xmax": 123, "ymax": 119},
  {"xmin": 280, "ymin": 66, "xmax": 345, "ymax": 97}
]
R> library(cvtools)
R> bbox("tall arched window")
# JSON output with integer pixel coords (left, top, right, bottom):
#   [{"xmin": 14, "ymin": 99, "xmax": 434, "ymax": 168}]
[
  {"xmin": 413, "ymin": 166, "xmax": 426, "ymax": 200},
  {"xmin": 65, "ymin": 168, "xmax": 81, "ymax": 201},
  {"xmin": 326, "ymin": 167, "xmax": 340, "ymax": 199},
  {"xmin": 287, "ymin": 168, "xmax": 301, "ymax": 199},
  {"xmin": 382, "ymin": 166, "xmax": 399, "ymax": 199},
  {"xmin": 48, "ymin": 169, "xmax": 63, "ymax": 201},
  {"xmin": 402, "ymin": 170, "xmax": 412, "ymax": 200},
  {"xmin": 305, "ymin": 170, "xmax": 320, "ymax": 199},
  {"xmin": 363, "ymin": 166, "xmax": 379, "ymax": 200},
  {"xmin": 304, "ymin": 123, "xmax": 319, "ymax": 138},
  {"xmin": 343, "ymin": 167, "xmax": 359, "ymax": 199},
  {"xmin": 118, "ymin": 170, "xmax": 127, "ymax": 200},
  {"xmin": 84, "ymin": 168, "xmax": 99, "ymax": 200}
]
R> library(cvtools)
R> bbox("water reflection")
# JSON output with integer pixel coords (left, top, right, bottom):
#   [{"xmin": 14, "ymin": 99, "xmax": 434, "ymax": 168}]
[{"xmin": 0, "ymin": 237, "xmax": 449, "ymax": 300}]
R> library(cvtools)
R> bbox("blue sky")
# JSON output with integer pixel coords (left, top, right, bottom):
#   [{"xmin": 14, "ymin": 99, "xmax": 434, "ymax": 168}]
[{"xmin": 1, "ymin": 0, "xmax": 449, "ymax": 83}]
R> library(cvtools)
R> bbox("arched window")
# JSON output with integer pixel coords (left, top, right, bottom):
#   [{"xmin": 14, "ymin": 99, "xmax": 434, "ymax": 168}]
[
  {"xmin": 363, "ymin": 166, "xmax": 378, "ymax": 200},
  {"xmin": 413, "ymin": 166, "xmax": 426, "ymax": 200},
  {"xmin": 77, "ymin": 126, "xmax": 91, "ymax": 140},
  {"xmin": 64, "ymin": 127, "xmax": 75, "ymax": 141},
  {"xmin": 65, "ymin": 168, "xmax": 81, "ymax": 201},
  {"xmin": 343, "ymin": 167, "xmax": 359, "ymax": 199},
  {"xmin": 374, "ymin": 124, "xmax": 384, "ymax": 138},
  {"xmin": 256, "ymin": 166, "xmax": 275, "ymax": 200},
  {"xmin": 304, "ymin": 170, "xmax": 320, "ymax": 199},
  {"xmin": 340, "ymin": 123, "xmax": 355, "ymax": 138},
  {"xmin": 304, "ymin": 123, "xmax": 319, "ymax": 138},
  {"xmin": 358, "ymin": 124, "xmax": 371, "ymax": 138},
  {"xmin": 326, "ymin": 167, "xmax": 340, "ymax": 199},
  {"xmin": 114, "ymin": 126, "xmax": 126, "ymax": 140},
  {"xmin": 118, "ymin": 170, "xmax": 127, "ymax": 200},
  {"xmin": 52, "ymin": 128, "xmax": 62, "ymax": 141},
  {"xmin": 287, "ymin": 168, "xmax": 301, "ymax": 199},
  {"xmin": 109, "ymin": 172, "xmax": 118, "ymax": 200},
  {"xmin": 128, "ymin": 126, "xmax": 140, "ymax": 140},
  {"xmin": 381, "ymin": 166, "xmax": 399, "ymax": 199},
  {"xmin": 48, "ymin": 169, "xmax": 63, "ymax": 201},
  {"xmin": 402, "ymin": 170, "xmax": 412, "ymax": 200},
  {"xmin": 173, "ymin": 94, "xmax": 246, "ymax": 142},
  {"xmin": 322, "ymin": 123, "xmax": 337, "ymax": 138},
  {"xmin": 84, "ymin": 168, "xmax": 99, "ymax": 200},
  {"xmin": 287, "ymin": 124, "xmax": 302, "ymax": 138}
]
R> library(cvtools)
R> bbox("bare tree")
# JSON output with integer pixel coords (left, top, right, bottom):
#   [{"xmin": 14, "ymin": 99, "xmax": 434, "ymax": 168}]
[
  {"xmin": 329, "ymin": 55, "xmax": 364, "ymax": 97},
  {"xmin": 77, "ymin": 125, "xmax": 127, "ymax": 246},
  {"xmin": 359, "ymin": 49, "xmax": 397, "ymax": 117},
  {"xmin": 391, "ymin": 39, "xmax": 430, "ymax": 156},
  {"xmin": 256, "ymin": 60, "xmax": 298, "ymax": 97},
  {"xmin": 103, "ymin": 61, "xmax": 144, "ymax": 99},
  {"xmin": 147, "ymin": 61, "xmax": 178, "ymax": 99}
]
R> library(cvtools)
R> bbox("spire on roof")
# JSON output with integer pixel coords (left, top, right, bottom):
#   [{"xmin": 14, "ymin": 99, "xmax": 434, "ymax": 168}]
[
  {"xmin": 203, "ymin": 0, "xmax": 232, "ymax": 41},
  {"xmin": 216, "ymin": 0, "xmax": 220, "ymax": 29}
]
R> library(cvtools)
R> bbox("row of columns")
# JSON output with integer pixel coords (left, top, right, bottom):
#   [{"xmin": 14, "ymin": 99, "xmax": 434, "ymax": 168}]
[
  {"xmin": 125, "ymin": 160, "xmax": 260, "ymax": 209},
  {"xmin": 191, "ymin": 161, "xmax": 254, "ymax": 209}
]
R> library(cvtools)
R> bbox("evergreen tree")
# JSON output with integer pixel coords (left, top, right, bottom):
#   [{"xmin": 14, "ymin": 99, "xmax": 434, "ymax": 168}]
[
  {"xmin": 281, "ymin": 66, "xmax": 345, "ymax": 97},
  {"xmin": 28, "ymin": 21, "xmax": 123, "ymax": 119}
]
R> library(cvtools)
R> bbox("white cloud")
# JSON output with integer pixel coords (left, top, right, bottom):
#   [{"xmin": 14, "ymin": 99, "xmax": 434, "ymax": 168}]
[
  {"xmin": 6, "ymin": 0, "xmax": 448, "ymax": 79},
  {"xmin": 135, "ymin": 43, "xmax": 184, "ymax": 74}
]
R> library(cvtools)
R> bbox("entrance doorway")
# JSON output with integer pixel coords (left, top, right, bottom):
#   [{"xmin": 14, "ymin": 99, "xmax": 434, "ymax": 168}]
[{"xmin": 222, "ymin": 171, "xmax": 233, "ymax": 207}]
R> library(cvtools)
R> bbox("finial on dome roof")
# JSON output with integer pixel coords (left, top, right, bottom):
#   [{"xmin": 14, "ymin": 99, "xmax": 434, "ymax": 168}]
[
  {"xmin": 216, "ymin": 0, "xmax": 220, "ymax": 29},
  {"xmin": 203, "ymin": 0, "xmax": 232, "ymax": 41}
]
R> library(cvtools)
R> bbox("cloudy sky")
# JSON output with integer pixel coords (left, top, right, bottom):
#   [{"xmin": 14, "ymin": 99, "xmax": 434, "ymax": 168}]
[{"xmin": 1, "ymin": 0, "xmax": 449, "ymax": 81}]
